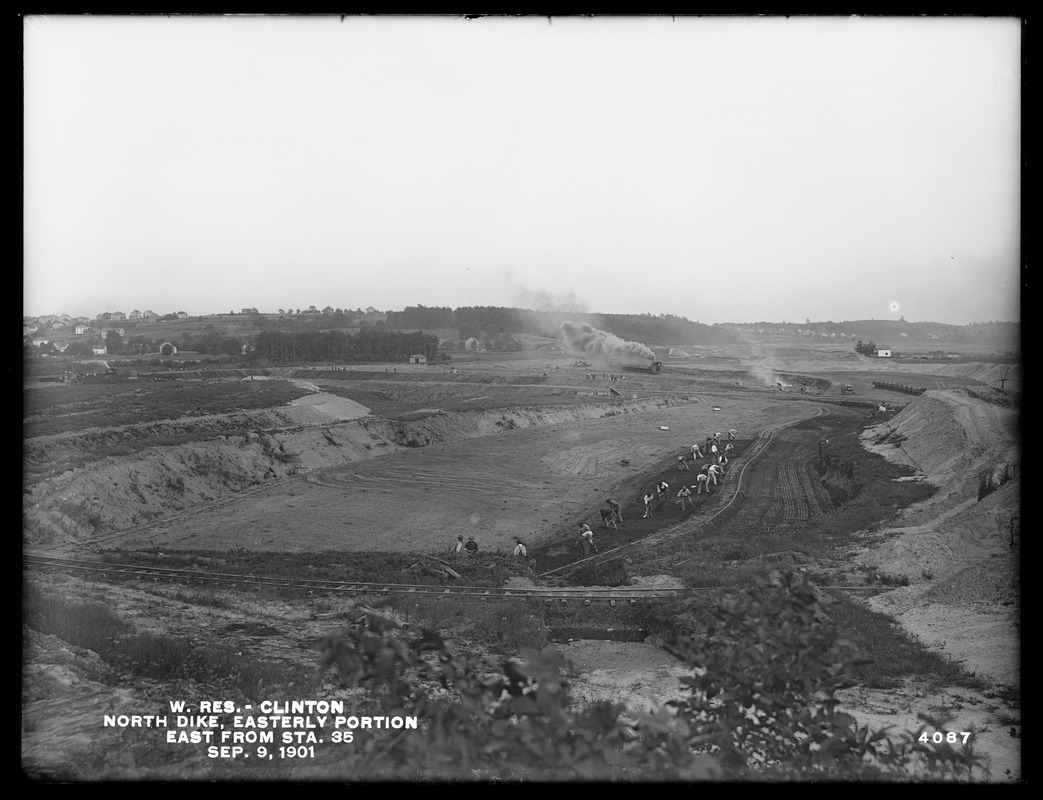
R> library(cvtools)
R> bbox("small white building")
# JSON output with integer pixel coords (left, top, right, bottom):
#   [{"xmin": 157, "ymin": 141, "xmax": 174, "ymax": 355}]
[
  {"xmin": 875, "ymin": 348, "xmax": 892, "ymax": 358},
  {"xmin": 409, "ymin": 354, "xmax": 428, "ymax": 364}
]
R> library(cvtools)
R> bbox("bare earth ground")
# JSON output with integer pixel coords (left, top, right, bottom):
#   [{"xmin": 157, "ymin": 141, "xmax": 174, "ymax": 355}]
[
  {"xmin": 23, "ymin": 351, "xmax": 1021, "ymax": 781},
  {"xmin": 77, "ymin": 394, "xmax": 799, "ymax": 555}
]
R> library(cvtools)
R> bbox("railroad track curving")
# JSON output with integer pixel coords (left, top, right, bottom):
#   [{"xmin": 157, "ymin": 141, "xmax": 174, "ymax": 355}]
[{"xmin": 538, "ymin": 404, "xmax": 832, "ymax": 579}]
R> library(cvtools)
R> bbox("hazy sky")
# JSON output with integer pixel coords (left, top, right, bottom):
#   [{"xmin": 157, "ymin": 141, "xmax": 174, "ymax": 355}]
[{"xmin": 24, "ymin": 15, "xmax": 1021, "ymax": 324}]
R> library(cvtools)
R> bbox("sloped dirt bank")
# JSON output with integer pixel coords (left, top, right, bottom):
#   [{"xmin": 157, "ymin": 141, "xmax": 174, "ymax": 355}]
[
  {"xmin": 861, "ymin": 389, "xmax": 1019, "ymax": 516},
  {"xmin": 24, "ymin": 395, "xmax": 686, "ymax": 548},
  {"xmin": 843, "ymin": 390, "xmax": 1020, "ymax": 779}
]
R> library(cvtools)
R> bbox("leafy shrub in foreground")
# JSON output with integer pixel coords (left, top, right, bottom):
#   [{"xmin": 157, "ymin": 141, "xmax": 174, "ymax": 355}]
[
  {"xmin": 310, "ymin": 577, "xmax": 986, "ymax": 781},
  {"xmin": 653, "ymin": 573, "xmax": 986, "ymax": 779}
]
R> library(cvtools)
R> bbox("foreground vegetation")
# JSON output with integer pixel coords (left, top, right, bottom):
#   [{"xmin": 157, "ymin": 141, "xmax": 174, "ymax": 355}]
[
  {"xmin": 23, "ymin": 583, "xmax": 312, "ymax": 701},
  {"xmin": 23, "ymin": 574, "xmax": 987, "ymax": 780}
]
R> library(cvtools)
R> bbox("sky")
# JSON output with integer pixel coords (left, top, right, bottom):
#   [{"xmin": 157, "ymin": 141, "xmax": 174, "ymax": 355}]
[{"xmin": 23, "ymin": 15, "xmax": 1022, "ymax": 325}]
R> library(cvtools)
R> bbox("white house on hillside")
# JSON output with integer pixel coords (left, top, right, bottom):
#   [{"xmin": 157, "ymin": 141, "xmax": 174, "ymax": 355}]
[{"xmin": 875, "ymin": 348, "xmax": 892, "ymax": 358}]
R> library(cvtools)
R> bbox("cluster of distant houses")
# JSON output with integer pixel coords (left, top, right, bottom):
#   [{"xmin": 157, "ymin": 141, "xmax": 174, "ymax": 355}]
[
  {"xmin": 25, "ymin": 309, "xmax": 191, "ymax": 356},
  {"xmin": 25, "ymin": 306, "xmax": 385, "ymax": 358}
]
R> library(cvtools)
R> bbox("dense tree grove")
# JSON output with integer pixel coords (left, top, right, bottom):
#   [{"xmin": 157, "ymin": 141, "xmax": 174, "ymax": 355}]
[
  {"xmin": 384, "ymin": 304, "xmax": 456, "ymax": 330},
  {"xmin": 246, "ymin": 327, "xmax": 439, "ymax": 363}
]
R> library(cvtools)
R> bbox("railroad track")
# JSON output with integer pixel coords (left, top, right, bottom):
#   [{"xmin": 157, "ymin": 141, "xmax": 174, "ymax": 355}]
[
  {"xmin": 23, "ymin": 552, "xmax": 880, "ymax": 604},
  {"xmin": 22, "ymin": 553, "xmax": 692, "ymax": 603},
  {"xmin": 539, "ymin": 404, "xmax": 832, "ymax": 579}
]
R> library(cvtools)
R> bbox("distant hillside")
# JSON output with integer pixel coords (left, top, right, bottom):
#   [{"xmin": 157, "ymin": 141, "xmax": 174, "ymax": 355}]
[
  {"xmin": 723, "ymin": 319, "xmax": 1020, "ymax": 350},
  {"xmin": 383, "ymin": 305, "xmax": 740, "ymax": 349}
]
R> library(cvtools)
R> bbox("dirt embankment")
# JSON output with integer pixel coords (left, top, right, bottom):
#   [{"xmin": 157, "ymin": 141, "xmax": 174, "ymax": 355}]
[
  {"xmin": 23, "ymin": 393, "xmax": 685, "ymax": 548},
  {"xmin": 861, "ymin": 390, "xmax": 1019, "ymax": 516},
  {"xmin": 747, "ymin": 356, "xmax": 1020, "ymax": 385},
  {"xmin": 852, "ymin": 390, "xmax": 1020, "ymax": 690}
]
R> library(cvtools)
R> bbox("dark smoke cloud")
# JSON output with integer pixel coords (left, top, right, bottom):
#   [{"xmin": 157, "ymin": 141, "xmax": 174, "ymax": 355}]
[{"xmin": 560, "ymin": 321, "xmax": 655, "ymax": 361}]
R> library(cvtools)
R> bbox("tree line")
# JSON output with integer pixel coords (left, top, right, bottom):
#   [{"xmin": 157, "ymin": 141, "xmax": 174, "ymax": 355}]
[
  {"xmin": 246, "ymin": 328, "xmax": 439, "ymax": 363},
  {"xmin": 385, "ymin": 305, "xmax": 741, "ymax": 345},
  {"xmin": 28, "ymin": 326, "xmax": 440, "ymax": 364}
]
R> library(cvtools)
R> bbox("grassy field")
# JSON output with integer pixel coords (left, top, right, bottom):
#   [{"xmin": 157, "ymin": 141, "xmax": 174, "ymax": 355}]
[{"xmin": 24, "ymin": 379, "xmax": 310, "ymax": 437}]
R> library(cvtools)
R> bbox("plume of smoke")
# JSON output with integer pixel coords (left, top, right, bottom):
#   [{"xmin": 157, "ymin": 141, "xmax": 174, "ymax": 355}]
[
  {"xmin": 560, "ymin": 321, "xmax": 654, "ymax": 362},
  {"xmin": 738, "ymin": 332, "xmax": 789, "ymax": 388},
  {"xmin": 748, "ymin": 362, "xmax": 791, "ymax": 388},
  {"xmin": 748, "ymin": 362, "xmax": 777, "ymax": 387}
]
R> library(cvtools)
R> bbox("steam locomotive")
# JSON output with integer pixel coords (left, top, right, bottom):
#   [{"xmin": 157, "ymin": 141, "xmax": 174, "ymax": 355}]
[{"xmin": 612, "ymin": 360, "xmax": 663, "ymax": 374}]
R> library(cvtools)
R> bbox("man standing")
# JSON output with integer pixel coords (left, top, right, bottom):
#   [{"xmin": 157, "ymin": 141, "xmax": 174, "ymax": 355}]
[
  {"xmin": 676, "ymin": 485, "xmax": 693, "ymax": 510},
  {"xmin": 643, "ymin": 491, "xmax": 655, "ymax": 518}
]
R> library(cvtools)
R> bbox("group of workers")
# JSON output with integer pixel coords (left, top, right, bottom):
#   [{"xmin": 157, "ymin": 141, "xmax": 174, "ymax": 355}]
[
  {"xmin": 452, "ymin": 533, "xmax": 532, "ymax": 563},
  {"xmin": 451, "ymin": 427, "xmax": 741, "ymax": 565},
  {"xmin": 648, "ymin": 429, "xmax": 739, "ymax": 517}
]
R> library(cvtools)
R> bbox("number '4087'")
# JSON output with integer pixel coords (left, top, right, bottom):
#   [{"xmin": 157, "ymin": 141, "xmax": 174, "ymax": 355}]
[{"xmin": 919, "ymin": 731, "xmax": 972, "ymax": 744}]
